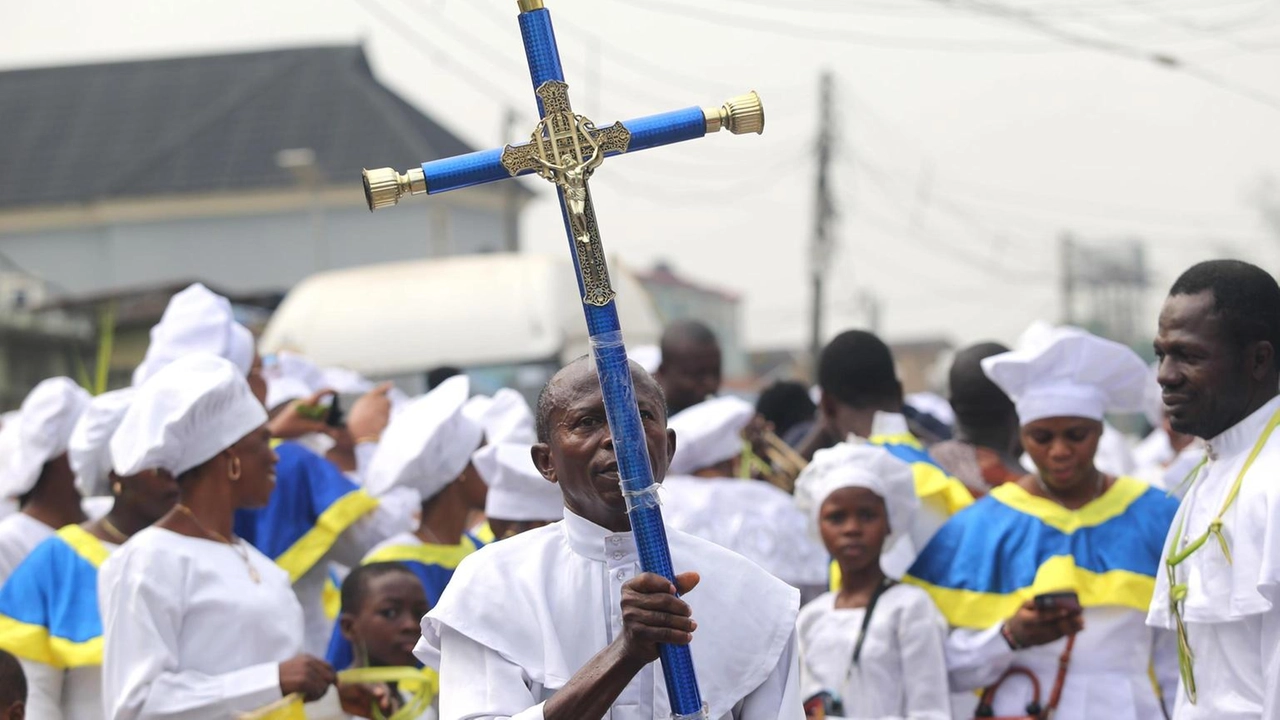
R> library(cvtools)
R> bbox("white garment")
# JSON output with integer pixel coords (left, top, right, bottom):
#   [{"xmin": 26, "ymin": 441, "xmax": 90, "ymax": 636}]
[
  {"xmin": 99, "ymin": 526, "xmax": 304, "ymax": 720},
  {"xmin": 660, "ymin": 475, "xmax": 828, "ymax": 588},
  {"xmin": 20, "ymin": 661, "xmax": 103, "ymax": 720},
  {"xmin": 296, "ymin": 486, "xmax": 419, "ymax": 657},
  {"xmin": 1133, "ymin": 430, "xmax": 1205, "ymax": 498},
  {"xmin": 949, "ymin": 606, "xmax": 1177, "ymax": 719},
  {"xmin": 1148, "ymin": 396, "xmax": 1280, "ymax": 719},
  {"xmin": 419, "ymin": 510, "xmax": 804, "ymax": 720},
  {"xmin": 797, "ymin": 587, "xmax": 950, "ymax": 720},
  {"xmin": 0, "ymin": 513, "xmax": 54, "ymax": 588}
]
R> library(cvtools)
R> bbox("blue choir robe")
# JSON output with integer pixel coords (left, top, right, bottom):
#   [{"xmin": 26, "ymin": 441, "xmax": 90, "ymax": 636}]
[{"xmin": 905, "ymin": 477, "xmax": 1181, "ymax": 718}]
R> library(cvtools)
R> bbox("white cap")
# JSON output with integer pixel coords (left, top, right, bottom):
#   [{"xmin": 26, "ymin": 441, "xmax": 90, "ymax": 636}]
[
  {"xmin": 264, "ymin": 351, "xmax": 326, "ymax": 411},
  {"xmin": 479, "ymin": 389, "xmax": 536, "ymax": 445},
  {"xmin": 0, "ymin": 378, "xmax": 91, "ymax": 498},
  {"xmin": 132, "ymin": 283, "xmax": 256, "ymax": 386},
  {"xmin": 668, "ymin": 396, "xmax": 755, "ymax": 476},
  {"xmin": 69, "ymin": 387, "xmax": 136, "ymax": 496},
  {"xmin": 982, "ymin": 326, "xmax": 1149, "ymax": 425},
  {"xmin": 112, "ymin": 353, "xmax": 268, "ymax": 477},
  {"xmin": 365, "ymin": 375, "xmax": 482, "ymax": 500},
  {"xmin": 475, "ymin": 442, "xmax": 563, "ymax": 522},
  {"xmin": 793, "ymin": 441, "xmax": 918, "ymax": 553}
]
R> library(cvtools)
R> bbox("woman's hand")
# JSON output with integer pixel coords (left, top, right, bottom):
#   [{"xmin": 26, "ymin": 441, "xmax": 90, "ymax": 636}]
[
  {"xmin": 278, "ymin": 654, "xmax": 336, "ymax": 702},
  {"xmin": 1004, "ymin": 600, "xmax": 1084, "ymax": 648}
]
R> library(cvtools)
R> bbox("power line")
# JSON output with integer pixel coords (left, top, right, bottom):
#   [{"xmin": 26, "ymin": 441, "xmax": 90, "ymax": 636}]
[
  {"xmin": 618, "ymin": 0, "xmax": 1074, "ymax": 53},
  {"xmin": 920, "ymin": 0, "xmax": 1280, "ymax": 112}
]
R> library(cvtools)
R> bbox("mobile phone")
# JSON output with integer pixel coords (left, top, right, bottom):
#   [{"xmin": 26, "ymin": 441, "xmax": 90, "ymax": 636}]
[
  {"xmin": 1034, "ymin": 591, "xmax": 1081, "ymax": 612},
  {"xmin": 324, "ymin": 394, "xmax": 345, "ymax": 428}
]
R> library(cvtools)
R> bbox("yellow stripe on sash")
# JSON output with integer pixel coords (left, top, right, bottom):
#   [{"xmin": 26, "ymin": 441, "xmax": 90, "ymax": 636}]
[
  {"xmin": 238, "ymin": 694, "xmax": 305, "ymax": 720},
  {"xmin": 989, "ymin": 477, "xmax": 1149, "ymax": 534},
  {"xmin": 276, "ymin": 490, "xmax": 381, "ymax": 583},
  {"xmin": 903, "ymin": 554, "xmax": 1157, "ymax": 629},
  {"xmin": 364, "ymin": 536, "xmax": 479, "ymax": 569},
  {"xmin": 0, "ymin": 615, "xmax": 102, "ymax": 669},
  {"xmin": 56, "ymin": 525, "xmax": 111, "ymax": 568}
]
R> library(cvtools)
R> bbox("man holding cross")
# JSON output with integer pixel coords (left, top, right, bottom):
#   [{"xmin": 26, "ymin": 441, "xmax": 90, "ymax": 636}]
[{"xmin": 415, "ymin": 357, "xmax": 802, "ymax": 720}]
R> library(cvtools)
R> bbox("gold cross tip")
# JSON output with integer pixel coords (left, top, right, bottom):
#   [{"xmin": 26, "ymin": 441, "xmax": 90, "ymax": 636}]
[
  {"xmin": 704, "ymin": 91, "xmax": 765, "ymax": 135},
  {"xmin": 362, "ymin": 167, "xmax": 426, "ymax": 211}
]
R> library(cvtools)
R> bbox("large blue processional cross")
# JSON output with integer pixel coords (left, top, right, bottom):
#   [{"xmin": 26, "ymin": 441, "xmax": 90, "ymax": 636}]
[{"xmin": 361, "ymin": 2, "xmax": 764, "ymax": 715}]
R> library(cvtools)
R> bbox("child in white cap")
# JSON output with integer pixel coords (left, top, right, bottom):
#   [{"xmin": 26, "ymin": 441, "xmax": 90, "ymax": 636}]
[{"xmin": 794, "ymin": 442, "xmax": 950, "ymax": 719}]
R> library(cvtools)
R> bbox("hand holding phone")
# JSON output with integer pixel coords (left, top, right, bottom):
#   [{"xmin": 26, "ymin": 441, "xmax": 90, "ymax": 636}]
[{"xmin": 1033, "ymin": 591, "xmax": 1081, "ymax": 613}]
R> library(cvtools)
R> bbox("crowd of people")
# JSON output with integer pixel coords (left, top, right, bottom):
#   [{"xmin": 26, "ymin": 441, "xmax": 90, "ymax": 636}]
[{"xmin": 0, "ymin": 257, "xmax": 1274, "ymax": 720}]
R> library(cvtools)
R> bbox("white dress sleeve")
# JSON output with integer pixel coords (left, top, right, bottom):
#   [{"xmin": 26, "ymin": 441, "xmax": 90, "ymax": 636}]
[
  {"xmin": 100, "ymin": 553, "xmax": 283, "ymax": 720},
  {"xmin": 944, "ymin": 624, "xmax": 1016, "ymax": 692},
  {"xmin": 737, "ymin": 628, "xmax": 805, "ymax": 720},
  {"xmin": 898, "ymin": 599, "xmax": 953, "ymax": 720},
  {"xmin": 436, "ymin": 625, "xmax": 545, "ymax": 720},
  {"xmin": 17, "ymin": 658, "xmax": 63, "ymax": 720},
  {"xmin": 1263, "ymin": 592, "xmax": 1280, "ymax": 720}
]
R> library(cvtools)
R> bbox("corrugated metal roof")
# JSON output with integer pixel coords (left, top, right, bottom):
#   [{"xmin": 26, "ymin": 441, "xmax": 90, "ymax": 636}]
[{"xmin": 0, "ymin": 45, "xmax": 509, "ymax": 209}]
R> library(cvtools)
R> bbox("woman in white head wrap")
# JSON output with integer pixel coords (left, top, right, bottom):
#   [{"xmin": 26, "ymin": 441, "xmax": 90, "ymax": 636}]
[
  {"xmin": 793, "ymin": 442, "xmax": 950, "ymax": 719},
  {"xmin": 904, "ymin": 327, "xmax": 1182, "ymax": 720},
  {"xmin": 0, "ymin": 388, "xmax": 180, "ymax": 720},
  {"xmin": 98, "ymin": 353, "xmax": 390, "ymax": 720},
  {"xmin": 473, "ymin": 442, "xmax": 563, "ymax": 541},
  {"xmin": 0, "ymin": 377, "xmax": 91, "ymax": 585}
]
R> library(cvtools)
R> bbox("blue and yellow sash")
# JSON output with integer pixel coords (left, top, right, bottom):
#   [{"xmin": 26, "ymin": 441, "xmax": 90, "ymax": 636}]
[
  {"xmin": 905, "ymin": 476, "xmax": 1179, "ymax": 629},
  {"xmin": 235, "ymin": 442, "xmax": 380, "ymax": 583},
  {"xmin": 325, "ymin": 532, "xmax": 485, "ymax": 669},
  {"xmin": 0, "ymin": 525, "xmax": 109, "ymax": 668}
]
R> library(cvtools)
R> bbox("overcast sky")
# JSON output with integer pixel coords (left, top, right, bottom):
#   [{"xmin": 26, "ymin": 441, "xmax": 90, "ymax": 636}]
[{"xmin": 4, "ymin": 0, "xmax": 1279, "ymax": 351}]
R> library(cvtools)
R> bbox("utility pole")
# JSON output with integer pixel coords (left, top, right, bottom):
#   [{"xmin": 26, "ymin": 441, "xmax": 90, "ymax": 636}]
[
  {"xmin": 810, "ymin": 71, "xmax": 836, "ymax": 379},
  {"xmin": 1059, "ymin": 232, "xmax": 1075, "ymax": 326},
  {"xmin": 502, "ymin": 108, "xmax": 521, "ymax": 252}
]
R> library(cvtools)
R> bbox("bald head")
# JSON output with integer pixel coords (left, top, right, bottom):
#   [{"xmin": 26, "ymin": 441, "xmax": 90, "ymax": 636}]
[{"xmin": 536, "ymin": 356, "xmax": 667, "ymax": 444}]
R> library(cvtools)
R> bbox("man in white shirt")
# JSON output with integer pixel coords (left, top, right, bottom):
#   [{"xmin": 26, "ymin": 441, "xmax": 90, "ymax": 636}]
[
  {"xmin": 418, "ymin": 357, "xmax": 803, "ymax": 720},
  {"xmin": 1148, "ymin": 259, "xmax": 1280, "ymax": 719}
]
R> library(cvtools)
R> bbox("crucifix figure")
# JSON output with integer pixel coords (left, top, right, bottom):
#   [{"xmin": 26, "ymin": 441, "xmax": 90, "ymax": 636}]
[{"xmin": 360, "ymin": 1, "xmax": 764, "ymax": 715}]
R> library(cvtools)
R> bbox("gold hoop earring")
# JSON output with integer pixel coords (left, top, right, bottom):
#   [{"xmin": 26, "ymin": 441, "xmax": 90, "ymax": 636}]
[{"xmin": 228, "ymin": 456, "xmax": 242, "ymax": 482}]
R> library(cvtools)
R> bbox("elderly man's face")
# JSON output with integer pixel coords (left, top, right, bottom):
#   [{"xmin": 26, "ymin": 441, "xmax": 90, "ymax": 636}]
[{"xmin": 533, "ymin": 362, "xmax": 675, "ymax": 532}]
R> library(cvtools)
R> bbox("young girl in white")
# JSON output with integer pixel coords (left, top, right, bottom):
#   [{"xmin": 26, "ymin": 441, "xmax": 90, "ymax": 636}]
[{"xmin": 795, "ymin": 442, "xmax": 950, "ymax": 720}]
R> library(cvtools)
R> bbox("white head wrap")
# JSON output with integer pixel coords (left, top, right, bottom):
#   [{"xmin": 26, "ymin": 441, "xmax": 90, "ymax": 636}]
[
  {"xmin": 321, "ymin": 367, "xmax": 375, "ymax": 395},
  {"xmin": 365, "ymin": 375, "xmax": 482, "ymax": 500},
  {"xmin": 982, "ymin": 326, "xmax": 1149, "ymax": 425},
  {"xmin": 112, "ymin": 353, "xmax": 268, "ymax": 477},
  {"xmin": 132, "ymin": 283, "xmax": 256, "ymax": 386},
  {"xmin": 0, "ymin": 378, "xmax": 91, "ymax": 498},
  {"xmin": 668, "ymin": 396, "xmax": 754, "ymax": 476},
  {"xmin": 793, "ymin": 441, "xmax": 918, "ymax": 554},
  {"xmin": 628, "ymin": 345, "xmax": 662, "ymax": 375},
  {"xmin": 68, "ymin": 387, "xmax": 136, "ymax": 496},
  {"xmin": 475, "ymin": 442, "xmax": 563, "ymax": 522},
  {"xmin": 479, "ymin": 389, "xmax": 536, "ymax": 445},
  {"xmin": 264, "ymin": 351, "xmax": 326, "ymax": 411}
]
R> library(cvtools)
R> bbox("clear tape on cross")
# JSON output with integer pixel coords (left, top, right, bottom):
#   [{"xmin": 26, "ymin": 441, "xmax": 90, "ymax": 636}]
[
  {"xmin": 590, "ymin": 330, "xmax": 625, "ymax": 350},
  {"xmin": 622, "ymin": 482, "xmax": 663, "ymax": 513},
  {"xmin": 671, "ymin": 703, "xmax": 710, "ymax": 720}
]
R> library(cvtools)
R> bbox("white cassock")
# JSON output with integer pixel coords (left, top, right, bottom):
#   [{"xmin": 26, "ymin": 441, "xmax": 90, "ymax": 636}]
[
  {"xmin": 0, "ymin": 513, "xmax": 54, "ymax": 587},
  {"xmin": 99, "ymin": 526, "xmax": 305, "ymax": 720},
  {"xmin": 660, "ymin": 475, "xmax": 829, "ymax": 590},
  {"xmin": 1148, "ymin": 396, "xmax": 1280, "ymax": 720},
  {"xmin": 948, "ymin": 606, "xmax": 1177, "ymax": 719},
  {"xmin": 796, "ymin": 587, "xmax": 951, "ymax": 720},
  {"xmin": 417, "ymin": 510, "xmax": 804, "ymax": 720}
]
